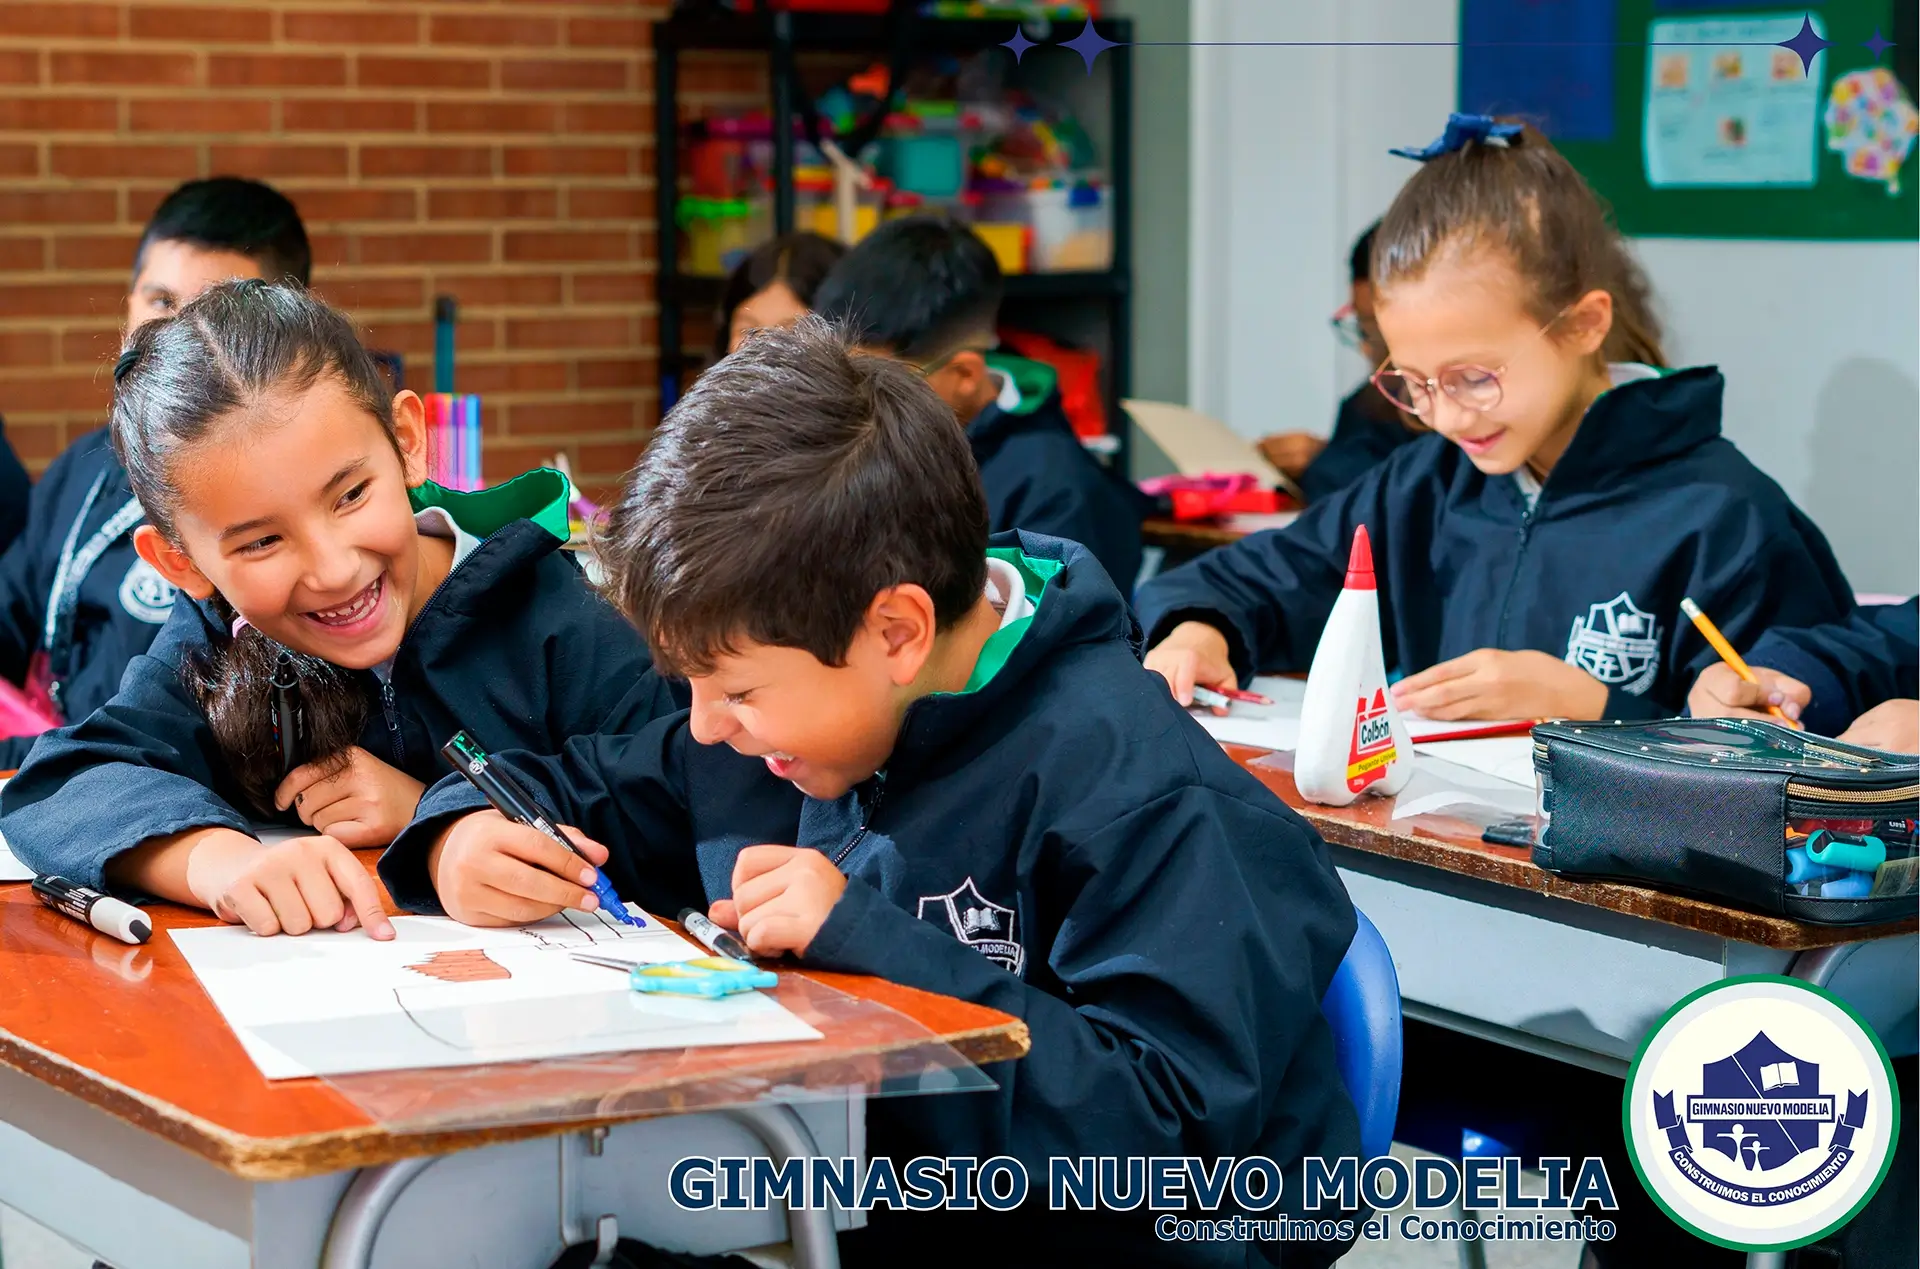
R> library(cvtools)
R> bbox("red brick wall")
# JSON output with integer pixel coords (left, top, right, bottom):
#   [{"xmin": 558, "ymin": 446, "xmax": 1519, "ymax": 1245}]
[{"xmin": 0, "ymin": 0, "xmax": 751, "ymax": 505}]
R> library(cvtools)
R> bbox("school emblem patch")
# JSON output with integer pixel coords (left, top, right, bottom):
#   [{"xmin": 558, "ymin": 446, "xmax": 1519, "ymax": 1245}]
[
  {"xmin": 917, "ymin": 877, "xmax": 1025, "ymax": 976},
  {"xmin": 117, "ymin": 559, "xmax": 177, "ymax": 624},
  {"xmin": 1566, "ymin": 591, "xmax": 1661, "ymax": 695}
]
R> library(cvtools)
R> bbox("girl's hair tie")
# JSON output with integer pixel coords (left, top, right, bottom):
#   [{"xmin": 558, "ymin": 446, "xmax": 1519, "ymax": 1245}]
[
  {"xmin": 231, "ymin": 614, "xmax": 250, "ymax": 638},
  {"xmin": 113, "ymin": 346, "xmax": 142, "ymax": 385},
  {"xmin": 1390, "ymin": 113, "xmax": 1524, "ymax": 162}
]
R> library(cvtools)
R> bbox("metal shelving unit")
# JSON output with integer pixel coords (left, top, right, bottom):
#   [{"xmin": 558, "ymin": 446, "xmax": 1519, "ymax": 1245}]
[{"xmin": 654, "ymin": 8, "xmax": 1134, "ymax": 465}]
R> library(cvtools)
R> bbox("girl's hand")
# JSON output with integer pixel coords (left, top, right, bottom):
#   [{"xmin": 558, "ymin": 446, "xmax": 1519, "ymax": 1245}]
[
  {"xmin": 707, "ymin": 845, "xmax": 847, "ymax": 958},
  {"xmin": 1839, "ymin": 700, "xmax": 1919, "ymax": 754},
  {"xmin": 1257, "ymin": 432, "xmax": 1328, "ymax": 480},
  {"xmin": 1143, "ymin": 621, "xmax": 1238, "ymax": 714},
  {"xmin": 427, "ymin": 809, "xmax": 611, "ymax": 928},
  {"xmin": 274, "ymin": 746, "xmax": 427, "ymax": 849},
  {"xmin": 1687, "ymin": 663, "xmax": 1810, "ymax": 723},
  {"xmin": 187, "ymin": 832, "xmax": 394, "ymax": 939},
  {"xmin": 1391, "ymin": 649, "xmax": 1608, "ymax": 721}
]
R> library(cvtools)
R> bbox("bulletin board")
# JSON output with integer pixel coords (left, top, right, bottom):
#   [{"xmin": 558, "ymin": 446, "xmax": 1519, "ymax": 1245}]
[{"xmin": 1459, "ymin": 0, "xmax": 1919, "ymax": 240}]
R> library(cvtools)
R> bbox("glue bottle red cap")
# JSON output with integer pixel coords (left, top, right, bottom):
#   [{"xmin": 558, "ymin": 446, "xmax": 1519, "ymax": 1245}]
[{"xmin": 1345, "ymin": 525, "xmax": 1376, "ymax": 591}]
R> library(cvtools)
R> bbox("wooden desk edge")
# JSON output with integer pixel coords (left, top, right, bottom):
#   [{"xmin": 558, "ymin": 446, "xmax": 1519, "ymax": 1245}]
[
  {"xmin": 1224, "ymin": 745, "xmax": 1919, "ymax": 952},
  {"xmin": 0, "ymin": 980, "xmax": 1029, "ymax": 1182}
]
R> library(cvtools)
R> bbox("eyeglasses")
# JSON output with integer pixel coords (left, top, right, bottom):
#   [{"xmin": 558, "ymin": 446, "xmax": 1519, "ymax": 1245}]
[
  {"xmin": 1368, "ymin": 308, "xmax": 1569, "ymax": 418},
  {"xmin": 1329, "ymin": 304, "xmax": 1378, "ymax": 353},
  {"xmin": 916, "ymin": 342, "xmax": 996, "ymax": 378}
]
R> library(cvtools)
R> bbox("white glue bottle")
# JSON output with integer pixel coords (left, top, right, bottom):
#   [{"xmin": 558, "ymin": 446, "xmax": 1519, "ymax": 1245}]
[{"xmin": 1295, "ymin": 524, "xmax": 1415, "ymax": 806}]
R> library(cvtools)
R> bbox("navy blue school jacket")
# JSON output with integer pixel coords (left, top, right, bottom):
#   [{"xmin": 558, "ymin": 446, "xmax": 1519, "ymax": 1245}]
[
  {"xmin": 1747, "ymin": 599, "xmax": 1919, "ymax": 738},
  {"xmin": 1136, "ymin": 367, "xmax": 1857, "ymax": 719},
  {"xmin": 0, "ymin": 471, "xmax": 677, "ymax": 889},
  {"xmin": 384, "ymin": 533, "xmax": 1361, "ymax": 1268},
  {"xmin": 1296, "ymin": 384, "xmax": 1419, "ymax": 505},
  {"xmin": 0, "ymin": 416, "xmax": 29, "ymax": 554},
  {"xmin": 0, "ymin": 429, "xmax": 167, "ymax": 769},
  {"xmin": 975, "ymin": 352, "xmax": 1143, "ymax": 595}
]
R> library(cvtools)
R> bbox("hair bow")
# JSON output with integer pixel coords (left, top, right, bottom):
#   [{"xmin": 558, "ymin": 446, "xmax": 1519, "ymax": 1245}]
[{"xmin": 1390, "ymin": 113, "xmax": 1524, "ymax": 161}]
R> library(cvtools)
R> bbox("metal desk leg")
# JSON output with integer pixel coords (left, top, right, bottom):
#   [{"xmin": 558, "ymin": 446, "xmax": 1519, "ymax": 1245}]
[
  {"xmin": 721, "ymin": 1105, "xmax": 841, "ymax": 1269},
  {"xmin": 1744, "ymin": 1253, "xmax": 1788, "ymax": 1269},
  {"xmin": 320, "ymin": 1156, "xmax": 441, "ymax": 1269}
]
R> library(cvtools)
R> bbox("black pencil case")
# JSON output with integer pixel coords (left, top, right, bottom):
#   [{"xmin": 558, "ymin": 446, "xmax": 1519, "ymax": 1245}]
[{"xmin": 1530, "ymin": 718, "xmax": 1918, "ymax": 925}]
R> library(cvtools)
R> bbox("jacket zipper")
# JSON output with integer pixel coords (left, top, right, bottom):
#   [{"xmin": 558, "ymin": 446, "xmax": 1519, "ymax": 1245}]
[
  {"xmin": 1494, "ymin": 501, "xmax": 1537, "ymax": 647},
  {"xmin": 832, "ymin": 769, "xmax": 888, "ymax": 867},
  {"xmin": 380, "ymin": 677, "xmax": 405, "ymax": 766}
]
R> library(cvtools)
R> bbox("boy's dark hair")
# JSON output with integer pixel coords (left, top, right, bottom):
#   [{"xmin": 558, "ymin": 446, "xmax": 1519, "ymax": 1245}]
[
  {"xmin": 601, "ymin": 315, "xmax": 989, "ymax": 677},
  {"xmin": 135, "ymin": 177, "xmax": 312, "ymax": 288},
  {"xmin": 714, "ymin": 231, "xmax": 846, "ymax": 360},
  {"xmin": 1349, "ymin": 221, "xmax": 1380, "ymax": 286},
  {"xmin": 1373, "ymin": 122, "xmax": 1665, "ymax": 366},
  {"xmin": 810, "ymin": 215, "xmax": 1002, "ymax": 365},
  {"xmin": 112, "ymin": 280, "xmax": 396, "ymax": 814}
]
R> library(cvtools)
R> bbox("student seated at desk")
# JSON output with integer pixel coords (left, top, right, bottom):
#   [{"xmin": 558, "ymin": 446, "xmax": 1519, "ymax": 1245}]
[
  {"xmin": 1256, "ymin": 221, "xmax": 1418, "ymax": 502},
  {"xmin": 382, "ymin": 319, "xmax": 1362, "ymax": 1266},
  {"xmin": 1139, "ymin": 116, "xmax": 1854, "ymax": 722},
  {"xmin": 0, "ymin": 282, "xmax": 673, "ymax": 939},
  {"xmin": 1690, "ymin": 597, "xmax": 1918, "ymax": 751},
  {"xmin": 0, "ymin": 177, "xmax": 312, "ymax": 768},
  {"xmin": 812, "ymin": 215, "xmax": 1144, "ymax": 595},
  {"xmin": 715, "ymin": 230, "xmax": 844, "ymax": 358}
]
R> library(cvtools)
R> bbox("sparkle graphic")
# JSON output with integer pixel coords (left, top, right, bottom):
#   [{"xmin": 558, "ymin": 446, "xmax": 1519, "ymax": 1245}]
[
  {"xmin": 999, "ymin": 27, "xmax": 1036, "ymax": 65},
  {"xmin": 1776, "ymin": 14, "xmax": 1830, "ymax": 75},
  {"xmin": 1060, "ymin": 21, "xmax": 1124, "ymax": 74},
  {"xmin": 1862, "ymin": 26, "xmax": 1894, "ymax": 62}
]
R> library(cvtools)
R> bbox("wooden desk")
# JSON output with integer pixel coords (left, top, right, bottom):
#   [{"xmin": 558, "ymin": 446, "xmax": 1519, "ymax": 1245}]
[
  {"xmin": 0, "ymin": 865, "xmax": 1026, "ymax": 1269},
  {"xmin": 1226, "ymin": 744, "xmax": 1920, "ymax": 1074}
]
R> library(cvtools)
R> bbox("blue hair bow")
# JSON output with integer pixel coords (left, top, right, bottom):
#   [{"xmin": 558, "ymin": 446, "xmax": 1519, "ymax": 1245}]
[{"xmin": 1390, "ymin": 113, "xmax": 1524, "ymax": 161}]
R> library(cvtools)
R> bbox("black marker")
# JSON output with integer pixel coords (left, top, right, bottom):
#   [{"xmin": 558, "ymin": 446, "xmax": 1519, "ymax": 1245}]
[
  {"xmin": 679, "ymin": 907, "xmax": 754, "ymax": 963},
  {"xmin": 441, "ymin": 731, "xmax": 642, "ymax": 927},
  {"xmin": 33, "ymin": 876, "xmax": 151, "ymax": 946},
  {"xmin": 272, "ymin": 652, "xmax": 301, "ymax": 777}
]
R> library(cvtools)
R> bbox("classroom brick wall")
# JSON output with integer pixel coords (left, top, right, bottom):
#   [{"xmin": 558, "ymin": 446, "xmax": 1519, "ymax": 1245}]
[{"xmin": 0, "ymin": 1, "xmax": 769, "ymax": 504}]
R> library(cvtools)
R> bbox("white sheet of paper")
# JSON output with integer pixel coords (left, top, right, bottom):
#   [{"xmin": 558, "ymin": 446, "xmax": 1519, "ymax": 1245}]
[
  {"xmin": 1189, "ymin": 676, "xmax": 1526, "ymax": 752},
  {"xmin": 0, "ymin": 779, "xmax": 29, "ymax": 882},
  {"xmin": 1412, "ymin": 736, "xmax": 1539, "ymax": 788},
  {"xmin": 170, "ymin": 907, "xmax": 822, "ymax": 1080},
  {"xmin": 1389, "ymin": 753, "xmax": 1540, "ymax": 822}
]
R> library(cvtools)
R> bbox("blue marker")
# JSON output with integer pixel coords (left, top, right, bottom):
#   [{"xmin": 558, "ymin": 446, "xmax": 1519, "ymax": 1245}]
[{"xmin": 441, "ymin": 731, "xmax": 641, "ymax": 927}]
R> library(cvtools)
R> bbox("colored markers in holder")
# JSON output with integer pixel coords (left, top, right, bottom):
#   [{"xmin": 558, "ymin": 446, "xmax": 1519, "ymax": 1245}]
[{"xmin": 425, "ymin": 393, "xmax": 483, "ymax": 492}]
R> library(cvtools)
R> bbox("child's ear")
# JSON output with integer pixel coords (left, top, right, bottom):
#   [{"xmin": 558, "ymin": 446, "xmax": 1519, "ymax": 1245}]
[
  {"xmin": 132, "ymin": 524, "xmax": 215, "ymax": 599},
  {"xmin": 389, "ymin": 390, "xmax": 430, "ymax": 486},
  {"xmin": 1564, "ymin": 288, "xmax": 1615, "ymax": 358},
  {"xmin": 866, "ymin": 583, "xmax": 938, "ymax": 686}
]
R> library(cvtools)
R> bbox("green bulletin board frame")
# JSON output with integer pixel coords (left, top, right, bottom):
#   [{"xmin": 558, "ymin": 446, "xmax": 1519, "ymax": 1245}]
[{"xmin": 1493, "ymin": 1, "xmax": 1919, "ymax": 240}]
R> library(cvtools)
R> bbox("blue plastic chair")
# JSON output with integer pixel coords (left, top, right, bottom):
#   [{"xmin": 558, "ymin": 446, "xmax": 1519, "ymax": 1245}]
[{"xmin": 1320, "ymin": 908, "xmax": 1403, "ymax": 1160}]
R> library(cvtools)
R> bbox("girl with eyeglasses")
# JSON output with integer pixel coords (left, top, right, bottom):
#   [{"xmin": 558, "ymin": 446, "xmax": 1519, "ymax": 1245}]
[{"xmin": 1138, "ymin": 117, "xmax": 1854, "ymax": 723}]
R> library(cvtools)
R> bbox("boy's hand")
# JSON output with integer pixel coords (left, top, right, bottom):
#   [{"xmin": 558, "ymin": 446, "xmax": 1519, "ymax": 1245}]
[
  {"xmin": 1687, "ymin": 663, "xmax": 1810, "ymax": 723},
  {"xmin": 274, "ymin": 747, "xmax": 427, "ymax": 849},
  {"xmin": 1143, "ymin": 621, "xmax": 1238, "ymax": 714},
  {"xmin": 1257, "ymin": 432, "xmax": 1327, "ymax": 480},
  {"xmin": 187, "ymin": 831, "xmax": 394, "ymax": 939},
  {"xmin": 708, "ymin": 845, "xmax": 846, "ymax": 958},
  {"xmin": 1840, "ymin": 700, "xmax": 1919, "ymax": 753},
  {"xmin": 427, "ymin": 809, "xmax": 610, "ymax": 927},
  {"xmin": 1392, "ymin": 649, "xmax": 1608, "ymax": 721}
]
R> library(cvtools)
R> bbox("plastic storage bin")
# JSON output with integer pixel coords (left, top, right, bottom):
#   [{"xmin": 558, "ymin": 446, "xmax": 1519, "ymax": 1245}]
[
  {"xmin": 678, "ymin": 196, "xmax": 769, "ymax": 276},
  {"xmin": 974, "ymin": 181, "xmax": 1112, "ymax": 272}
]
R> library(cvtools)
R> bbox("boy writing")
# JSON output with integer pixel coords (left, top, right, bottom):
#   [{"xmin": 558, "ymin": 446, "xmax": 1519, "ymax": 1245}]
[
  {"xmin": 812, "ymin": 215, "xmax": 1144, "ymax": 595},
  {"xmin": 0, "ymin": 177, "xmax": 311, "ymax": 766},
  {"xmin": 382, "ymin": 319, "xmax": 1360, "ymax": 1265}
]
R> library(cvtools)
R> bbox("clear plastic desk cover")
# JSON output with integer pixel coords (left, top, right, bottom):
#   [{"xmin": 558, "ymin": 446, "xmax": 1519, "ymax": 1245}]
[{"xmin": 264, "ymin": 972, "xmax": 1000, "ymax": 1135}]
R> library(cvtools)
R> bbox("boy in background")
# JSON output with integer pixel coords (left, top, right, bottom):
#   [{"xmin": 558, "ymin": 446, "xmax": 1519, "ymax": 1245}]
[
  {"xmin": 813, "ymin": 215, "xmax": 1144, "ymax": 594},
  {"xmin": 0, "ymin": 177, "xmax": 311, "ymax": 766},
  {"xmin": 1257, "ymin": 222, "xmax": 1418, "ymax": 503},
  {"xmin": 383, "ymin": 319, "xmax": 1361, "ymax": 1266}
]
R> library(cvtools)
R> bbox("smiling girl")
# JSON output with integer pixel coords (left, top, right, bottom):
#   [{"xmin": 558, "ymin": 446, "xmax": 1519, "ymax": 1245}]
[
  {"xmin": 0, "ymin": 281, "xmax": 675, "ymax": 937},
  {"xmin": 1138, "ymin": 115, "xmax": 1855, "ymax": 722}
]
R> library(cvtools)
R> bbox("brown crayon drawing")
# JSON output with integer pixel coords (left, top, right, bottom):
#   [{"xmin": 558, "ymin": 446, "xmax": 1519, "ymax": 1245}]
[{"xmin": 403, "ymin": 949, "xmax": 511, "ymax": 984}]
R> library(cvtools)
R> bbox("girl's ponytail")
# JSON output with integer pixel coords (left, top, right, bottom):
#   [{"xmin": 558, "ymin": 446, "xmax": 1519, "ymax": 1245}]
[{"xmin": 111, "ymin": 281, "xmax": 399, "ymax": 815}]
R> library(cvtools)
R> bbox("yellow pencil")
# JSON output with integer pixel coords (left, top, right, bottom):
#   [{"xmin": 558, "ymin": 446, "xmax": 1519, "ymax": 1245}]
[{"xmin": 1680, "ymin": 596, "xmax": 1800, "ymax": 728}]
